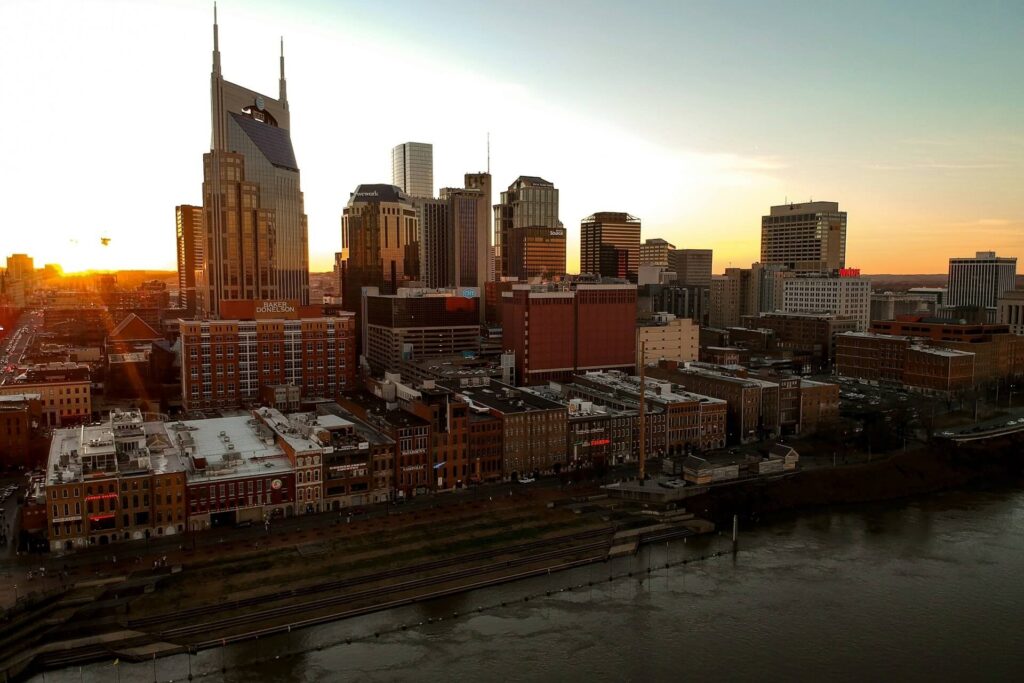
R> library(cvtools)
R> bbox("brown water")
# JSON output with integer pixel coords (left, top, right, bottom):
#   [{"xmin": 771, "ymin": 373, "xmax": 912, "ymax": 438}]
[{"xmin": 38, "ymin": 488, "xmax": 1024, "ymax": 682}]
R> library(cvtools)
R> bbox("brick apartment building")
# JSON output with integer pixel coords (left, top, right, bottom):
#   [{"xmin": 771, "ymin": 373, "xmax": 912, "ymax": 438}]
[
  {"xmin": 0, "ymin": 393, "xmax": 42, "ymax": 468},
  {"xmin": 869, "ymin": 316, "xmax": 1024, "ymax": 383},
  {"xmin": 443, "ymin": 378, "xmax": 568, "ymax": 477},
  {"xmin": 835, "ymin": 332, "xmax": 975, "ymax": 393},
  {"xmin": 572, "ymin": 371, "xmax": 727, "ymax": 453},
  {"xmin": 179, "ymin": 300, "xmax": 356, "ymax": 411},
  {"xmin": 742, "ymin": 311, "xmax": 861, "ymax": 371}
]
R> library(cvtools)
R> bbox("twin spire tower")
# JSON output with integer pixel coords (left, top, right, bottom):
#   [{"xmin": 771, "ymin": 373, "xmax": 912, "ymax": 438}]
[{"xmin": 200, "ymin": 3, "xmax": 309, "ymax": 316}]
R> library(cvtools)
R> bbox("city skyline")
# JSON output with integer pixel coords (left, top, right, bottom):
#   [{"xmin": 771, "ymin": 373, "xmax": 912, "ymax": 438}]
[{"xmin": 1, "ymin": 0, "xmax": 1022, "ymax": 275}]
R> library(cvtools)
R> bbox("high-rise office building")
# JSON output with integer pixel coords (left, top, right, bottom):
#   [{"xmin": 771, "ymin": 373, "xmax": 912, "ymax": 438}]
[
  {"xmin": 175, "ymin": 205, "xmax": 204, "ymax": 313},
  {"xmin": 639, "ymin": 239, "xmax": 675, "ymax": 268},
  {"xmin": 5, "ymin": 254, "xmax": 34, "ymax": 286},
  {"xmin": 392, "ymin": 142, "xmax": 434, "ymax": 198},
  {"xmin": 507, "ymin": 226, "xmax": 566, "ymax": 280},
  {"xmin": 669, "ymin": 249, "xmax": 713, "ymax": 287},
  {"xmin": 493, "ymin": 176, "xmax": 560, "ymax": 279},
  {"xmin": 581, "ymin": 213, "xmax": 641, "ymax": 281},
  {"xmin": 341, "ymin": 184, "xmax": 421, "ymax": 355},
  {"xmin": 202, "ymin": 11, "xmax": 309, "ymax": 315},
  {"xmin": 761, "ymin": 201, "xmax": 846, "ymax": 274},
  {"xmin": 362, "ymin": 288, "xmax": 480, "ymax": 373},
  {"xmin": 444, "ymin": 186, "xmax": 489, "ymax": 290},
  {"xmin": 463, "ymin": 172, "xmax": 493, "ymax": 286},
  {"xmin": 415, "ymin": 198, "xmax": 451, "ymax": 288},
  {"xmin": 947, "ymin": 251, "xmax": 1017, "ymax": 314}
]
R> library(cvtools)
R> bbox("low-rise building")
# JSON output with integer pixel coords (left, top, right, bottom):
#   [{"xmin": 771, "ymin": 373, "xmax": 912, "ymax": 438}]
[
  {"xmin": 0, "ymin": 363, "xmax": 91, "ymax": 427},
  {"xmin": 648, "ymin": 365, "xmax": 781, "ymax": 444},
  {"xmin": 442, "ymin": 378, "xmax": 568, "ymax": 477},
  {"xmin": 835, "ymin": 332, "xmax": 975, "ymax": 393},
  {"xmin": 176, "ymin": 415, "xmax": 296, "ymax": 530},
  {"xmin": 45, "ymin": 410, "xmax": 188, "ymax": 551},
  {"xmin": 314, "ymin": 404, "xmax": 396, "ymax": 508},
  {"xmin": 0, "ymin": 393, "xmax": 41, "ymax": 469},
  {"xmin": 572, "ymin": 371, "xmax": 727, "ymax": 453},
  {"xmin": 637, "ymin": 313, "xmax": 698, "ymax": 366}
]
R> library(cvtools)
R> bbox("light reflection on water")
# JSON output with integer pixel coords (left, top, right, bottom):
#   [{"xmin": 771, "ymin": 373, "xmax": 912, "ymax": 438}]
[{"xmin": 36, "ymin": 489, "xmax": 1024, "ymax": 682}]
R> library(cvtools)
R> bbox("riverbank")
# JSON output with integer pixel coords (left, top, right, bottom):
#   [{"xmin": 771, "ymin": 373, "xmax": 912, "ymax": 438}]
[
  {"xmin": 6, "ymin": 435, "xmax": 1024, "ymax": 681},
  {"xmin": 686, "ymin": 436, "xmax": 1024, "ymax": 525}
]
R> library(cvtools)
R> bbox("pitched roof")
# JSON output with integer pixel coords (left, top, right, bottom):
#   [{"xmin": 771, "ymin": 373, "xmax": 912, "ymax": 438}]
[{"xmin": 108, "ymin": 313, "xmax": 161, "ymax": 342}]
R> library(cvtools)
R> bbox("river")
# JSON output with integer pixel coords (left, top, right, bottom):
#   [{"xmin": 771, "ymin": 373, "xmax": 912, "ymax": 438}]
[{"xmin": 37, "ymin": 487, "xmax": 1024, "ymax": 682}]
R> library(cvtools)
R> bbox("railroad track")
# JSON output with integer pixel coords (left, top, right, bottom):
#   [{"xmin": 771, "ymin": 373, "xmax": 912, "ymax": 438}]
[
  {"xmin": 158, "ymin": 538, "xmax": 612, "ymax": 640},
  {"xmin": 127, "ymin": 526, "xmax": 614, "ymax": 630}
]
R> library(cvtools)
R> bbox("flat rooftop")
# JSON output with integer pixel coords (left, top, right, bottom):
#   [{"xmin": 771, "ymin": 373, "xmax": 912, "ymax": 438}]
[{"xmin": 175, "ymin": 415, "xmax": 292, "ymax": 482}]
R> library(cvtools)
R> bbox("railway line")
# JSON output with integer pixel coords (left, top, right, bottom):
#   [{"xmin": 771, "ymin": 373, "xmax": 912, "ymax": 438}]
[
  {"xmin": 126, "ymin": 525, "xmax": 614, "ymax": 630},
  {"xmin": 156, "ymin": 538, "xmax": 614, "ymax": 640}
]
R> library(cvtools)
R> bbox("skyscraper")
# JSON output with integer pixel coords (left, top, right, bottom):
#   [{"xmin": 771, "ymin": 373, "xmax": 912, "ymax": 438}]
[
  {"xmin": 669, "ymin": 249, "xmax": 713, "ymax": 287},
  {"xmin": 639, "ymin": 238, "xmax": 675, "ymax": 268},
  {"xmin": 175, "ymin": 205, "xmax": 204, "ymax": 313},
  {"xmin": 341, "ymin": 184, "xmax": 421, "ymax": 355},
  {"xmin": 761, "ymin": 201, "xmax": 846, "ymax": 274},
  {"xmin": 201, "ymin": 9, "xmax": 309, "ymax": 316},
  {"xmin": 493, "ymin": 176, "xmax": 560, "ymax": 279},
  {"xmin": 581, "ymin": 212, "xmax": 641, "ymax": 281},
  {"xmin": 507, "ymin": 226, "xmax": 566, "ymax": 280},
  {"xmin": 444, "ymin": 186, "xmax": 489, "ymax": 290},
  {"xmin": 948, "ymin": 251, "xmax": 1018, "ymax": 315},
  {"xmin": 392, "ymin": 142, "xmax": 434, "ymax": 198},
  {"xmin": 463, "ymin": 172, "xmax": 493, "ymax": 286},
  {"xmin": 415, "ymin": 197, "xmax": 451, "ymax": 288}
]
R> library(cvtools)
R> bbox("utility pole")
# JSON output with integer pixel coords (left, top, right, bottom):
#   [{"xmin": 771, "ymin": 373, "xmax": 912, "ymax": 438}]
[{"xmin": 638, "ymin": 342, "xmax": 646, "ymax": 485}]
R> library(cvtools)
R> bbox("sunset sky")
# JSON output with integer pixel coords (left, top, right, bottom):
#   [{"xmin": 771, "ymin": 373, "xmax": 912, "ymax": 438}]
[{"xmin": 1, "ymin": 0, "xmax": 1021, "ymax": 275}]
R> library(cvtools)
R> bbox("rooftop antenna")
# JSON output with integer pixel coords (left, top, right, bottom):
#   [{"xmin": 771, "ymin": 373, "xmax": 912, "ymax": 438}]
[{"xmin": 487, "ymin": 132, "xmax": 491, "ymax": 174}]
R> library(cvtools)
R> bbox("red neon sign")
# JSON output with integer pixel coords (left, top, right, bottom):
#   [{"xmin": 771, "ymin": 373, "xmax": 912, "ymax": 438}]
[
  {"xmin": 88, "ymin": 514, "xmax": 115, "ymax": 522},
  {"xmin": 838, "ymin": 268, "xmax": 861, "ymax": 277},
  {"xmin": 85, "ymin": 493, "xmax": 118, "ymax": 501},
  {"xmin": 588, "ymin": 439, "xmax": 611, "ymax": 446}
]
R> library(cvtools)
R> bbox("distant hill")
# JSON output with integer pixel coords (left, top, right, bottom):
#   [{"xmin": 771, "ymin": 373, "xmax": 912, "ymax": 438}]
[
  {"xmin": 863, "ymin": 274, "xmax": 947, "ymax": 290},
  {"xmin": 864, "ymin": 273, "xmax": 1023, "ymax": 291}
]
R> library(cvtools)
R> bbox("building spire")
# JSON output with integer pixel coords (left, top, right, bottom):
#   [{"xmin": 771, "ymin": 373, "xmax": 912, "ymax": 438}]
[
  {"xmin": 279, "ymin": 35, "xmax": 288, "ymax": 107},
  {"xmin": 212, "ymin": 2, "xmax": 221, "ymax": 77}
]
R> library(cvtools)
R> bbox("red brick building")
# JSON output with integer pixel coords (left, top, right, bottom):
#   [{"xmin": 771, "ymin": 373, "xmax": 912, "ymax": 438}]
[
  {"xmin": 835, "ymin": 332, "xmax": 975, "ymax": 393},
  {"xmin": 870, "ymin": 316, "xmax": 1024, "ymax": 383},
  {"xmin": 179, "ymin": 301, "xmax": 356, "ymax": 411},
  {"xmin": 502, "ymin": 283, "xmax": 636, "ymax": 384}
]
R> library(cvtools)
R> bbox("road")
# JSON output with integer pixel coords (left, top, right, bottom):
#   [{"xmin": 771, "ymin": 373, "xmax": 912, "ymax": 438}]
[{"xmin": 0, "ymin": 309, "xmax": 40, "ymax": 384}]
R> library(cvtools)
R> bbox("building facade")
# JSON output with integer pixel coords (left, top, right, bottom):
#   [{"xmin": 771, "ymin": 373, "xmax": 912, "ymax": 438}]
[
  {"xmin": 502, "ymin": 283, "xmax": 636, "ymax": 384},
  {"xmin": 505, "ymin": 226, "xmax": 566, "ymax": 280},
  {"xmin": 761, "ymin": 201, "xmax": 846, "ymax": 274},
  {"xmin": 669, "ymin": 249, "xmax": 713, "ymax": 287},
  {"xmin": 581, "ymin": 212, "xmax": 641, "ymax": 282},
  {"xmin": 362, "ymin": 288, "xmax": 480, "ymax": 373},
  {"xmin": 179, "ymin": 305, "xmax": 356, "ymax": 411},
  {"xmin": 341, "ymin": 184, "xmax": 421, "ymax": 351},
  {"xmin": 782, "ymin": 274, "xmax": 871, "ymax": 331},
  {"xmin": 175, "ymin": 205, "xmax": 204, "ymax": 314},
  {"xmin": 948, "ymin": 251, "xmax": 1017, "ymax": 317},
  {"xmin": 998, "ymin": 289, "xmax": 1024, "ymax": 335},
  {"xmin": 639, "ymin": 238, "xmax": 675, "ymax": 269},
  {"xmin": 637, "ymin": 314, "xmax": 699, "ymax": 366},
  {"xmin": 392, "ymin": 142, "xmax": 434, "ymax": 198},
  {"xmin": 203, "ymin": 18, "xmax": 309, "ymax": 315},
  {"xmin": 0, "ymin": 363, "xmax": 91, "ymax": 427},
  {"xmin": 493, "ymin": 176, "xmax": 560, "ymax": 279}
]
